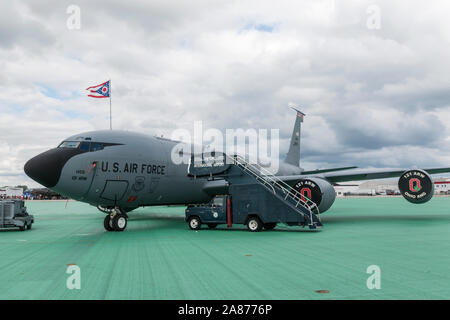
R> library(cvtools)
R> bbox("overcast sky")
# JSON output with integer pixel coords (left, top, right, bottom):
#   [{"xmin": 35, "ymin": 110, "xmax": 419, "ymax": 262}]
[{"xmin": 1, "ymin": 0, "xmax": 450, "ymax": 188}]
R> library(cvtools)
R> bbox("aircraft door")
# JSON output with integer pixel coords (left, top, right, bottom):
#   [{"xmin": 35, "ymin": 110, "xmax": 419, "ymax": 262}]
[
  {"xmin": 84, "ymin": 160, "xmax": 131, "ymax": 205},
  {"xmin": 100, "ymin": 180, "xmax": 129, "ymax": 202}
]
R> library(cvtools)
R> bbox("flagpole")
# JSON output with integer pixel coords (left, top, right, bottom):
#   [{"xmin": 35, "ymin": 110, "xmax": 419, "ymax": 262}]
[{"xmin": 109, "ymin": 79, "xmax": 112, "ymax": 130}]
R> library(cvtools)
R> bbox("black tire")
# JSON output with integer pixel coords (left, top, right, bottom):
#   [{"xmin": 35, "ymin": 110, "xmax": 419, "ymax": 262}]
[
  {"xmin": 27, "ymin": 223, "xmax": 32, "ymax": 230},
  {"xmin": 188, "ymin": 216, "xmax": 201, "ymax": 230},
  {"xmin": 247, "ymin": 216, "xmax": 263, "ymax": 232},
  {"xmin": 112, "ymin": 214, "xmax": 127, "ymax": 232},
  {"xmin": 264, "ymin": 223, "xmax": 277, "ymax": 230},
  {"xmin": 104, "ymin": 215, "xmax": 114, "ymax": 231},
  {"xmin": 207, "ymin": 224, "xmax": 217, "ymax": 229},
  {"xmin": 19, "ymin": 223, "xmax": 26, "ymax": 231}
]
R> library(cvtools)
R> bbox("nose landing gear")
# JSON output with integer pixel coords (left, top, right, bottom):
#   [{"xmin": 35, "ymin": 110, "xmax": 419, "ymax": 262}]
[{"xmin": 103, "ymin": 207, "xmax": 128, "ymax": 232}]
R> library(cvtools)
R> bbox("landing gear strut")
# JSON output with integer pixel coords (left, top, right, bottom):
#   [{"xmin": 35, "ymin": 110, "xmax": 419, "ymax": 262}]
[{"xmin": 104, "ymin": 207, "xmax": 128, "ymax": 232}]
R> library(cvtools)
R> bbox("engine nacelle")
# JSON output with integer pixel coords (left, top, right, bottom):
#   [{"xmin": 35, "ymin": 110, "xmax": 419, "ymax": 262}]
[
  {"xmin": 292, "ymin": 177, "xmax": 336, "ymax": 213},
  {"xmin": 398, "ymin": 169, "xmax": 434, "ymax": 204}
]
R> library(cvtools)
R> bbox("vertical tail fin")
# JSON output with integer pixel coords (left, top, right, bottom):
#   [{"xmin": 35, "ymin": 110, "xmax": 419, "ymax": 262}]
[{"xmin": 284, "ymin": 106, "xmax": 305, "ymax": 167}]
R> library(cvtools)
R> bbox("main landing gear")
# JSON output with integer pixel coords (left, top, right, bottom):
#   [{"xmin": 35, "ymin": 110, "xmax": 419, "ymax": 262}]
[{"xmin": 104, "ymin": 207, "xmax": 128, "ymax": 232}]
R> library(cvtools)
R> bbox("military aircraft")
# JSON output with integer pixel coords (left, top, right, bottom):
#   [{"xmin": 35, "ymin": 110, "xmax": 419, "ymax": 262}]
[{"xmin": 24, "ymin": 109, "xmax": 450, "ymax": 231}]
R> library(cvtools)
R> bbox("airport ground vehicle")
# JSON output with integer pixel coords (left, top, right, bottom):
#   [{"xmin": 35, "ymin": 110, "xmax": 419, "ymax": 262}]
[
  {"xmin": 185, "ymin": 153, "xmax": 322, "ymax": 232},
  {"xmin": 185, "ymin": 182, "xmax": 322, "ymax": 232},
  {"xmin": 0, "ymin": 200, "xmax": 34, "ymax": 231}
]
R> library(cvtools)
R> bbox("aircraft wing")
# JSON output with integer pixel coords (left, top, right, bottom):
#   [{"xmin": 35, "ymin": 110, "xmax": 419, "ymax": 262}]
[
  {"xmin": 201, "ymin": 166, "xmax": 450, "ymax": 195},
  {"xmin": 301, "ymin": 166, "xmax": 358, "ymax": 175},
  {"xmin": 278, "ymin": 167, "xmax": 450, "ymax": 184}
]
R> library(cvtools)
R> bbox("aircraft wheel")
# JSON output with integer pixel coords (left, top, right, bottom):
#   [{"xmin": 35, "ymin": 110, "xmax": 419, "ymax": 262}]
[
  {"xmin": 112, "ymin": 214, "xmax": 127, "ymax": 232},
  {"xmin": 264, "ymin": 223, "xmax": 277, "ymax": 230},
  {"xmin": 104, "ymin": 215, "xmax": 114, "ymax": 231},
  {"xmin": 207, "ymin": 224, "xmax": 217, "ymax": 229},
  {"xmin": 247, "ymin": 217, "xmax": 262, "ymax": 232},
  {"xmin": 188, "ymin": 216, "xmax": 201, "ymax": 230}
]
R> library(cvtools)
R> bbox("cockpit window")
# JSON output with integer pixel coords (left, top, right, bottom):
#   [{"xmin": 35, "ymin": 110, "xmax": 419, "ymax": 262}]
[
  {"xmin": 90, "ymin": 142, "xmax": 104, "ymax": 152},
  {"xmin": 58, "ymin": 141, "xmax": 80, "ymax": 148},
  {"xmin": 58, "ymin": 140, "xmax": 116, "ymax": 152},
  {"xmin": 79, "ymin": 141, "xmax": 90, "ymax": 152}
]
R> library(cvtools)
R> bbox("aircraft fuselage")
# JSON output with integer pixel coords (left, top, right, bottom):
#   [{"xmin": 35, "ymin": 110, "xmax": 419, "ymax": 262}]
[{"xmin": 25, "ymin": 130, "xmax": 214, "ymax": 210}]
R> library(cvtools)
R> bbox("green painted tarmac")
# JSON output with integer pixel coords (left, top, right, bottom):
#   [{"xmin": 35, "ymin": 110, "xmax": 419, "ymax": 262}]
[{"xmin": 1, "ymin": 197, "xmax": 450, "ymax": 300}]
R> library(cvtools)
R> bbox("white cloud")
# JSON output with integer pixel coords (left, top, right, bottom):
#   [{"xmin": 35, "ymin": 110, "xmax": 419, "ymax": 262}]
[{"xmin": 1, "ymin": 0, "xmax": 450, "ymax": 187}]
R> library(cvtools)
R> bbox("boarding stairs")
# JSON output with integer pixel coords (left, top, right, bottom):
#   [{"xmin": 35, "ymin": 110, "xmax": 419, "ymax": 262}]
[{"xmin": 227, "ymin": 154, "xmax": 322, "ymax": 229}]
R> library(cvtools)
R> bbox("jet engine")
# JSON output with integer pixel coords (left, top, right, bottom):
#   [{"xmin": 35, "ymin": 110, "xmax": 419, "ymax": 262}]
[
  {"xmin": 398, "ymin": 169, "xmax": 434, "ymax": 204},
  {"xmin": 292, "ymin": 177, "xmax": 336, "ymax": 213}
]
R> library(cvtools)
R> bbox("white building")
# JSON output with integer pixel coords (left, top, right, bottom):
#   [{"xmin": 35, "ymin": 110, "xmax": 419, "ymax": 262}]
[
  {"xmin": 434, "ymin": 179, "xmax": 450, "ymax": 194},
  {"xmin": 0, "ymin": 187, "xmax": 23, "ymax": 198},
  {"xmin": 358, "ymin": 179, "xmax": 399, "ymax": 195},
  {"xmin": 334, "ymin": 184, "xmax": 360, "ymax": 197}
]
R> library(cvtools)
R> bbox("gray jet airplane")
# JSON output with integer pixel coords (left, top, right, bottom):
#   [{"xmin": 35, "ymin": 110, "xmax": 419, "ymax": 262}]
[{"xmin": 24, "ymin": 109, "xmax": 450, "ymax": 231}]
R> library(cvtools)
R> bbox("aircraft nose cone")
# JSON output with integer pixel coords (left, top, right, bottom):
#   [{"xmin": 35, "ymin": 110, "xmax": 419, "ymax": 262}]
[
  {"xmin": 24, "ymin": 149, "xmax": 63, "ymax": 188},
  {"xmin": 24, "ymin": 148, "xmax": 85, "ymax": 188}
]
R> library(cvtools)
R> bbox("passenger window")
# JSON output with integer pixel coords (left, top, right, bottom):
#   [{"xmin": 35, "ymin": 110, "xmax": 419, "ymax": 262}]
[
  {"xmin": 79, "ymin": 142, "xmax": 91, "ymax": 151},
  {"xmin": 90, "ymin": 143, "xmax": 104, "ymax": 152}
]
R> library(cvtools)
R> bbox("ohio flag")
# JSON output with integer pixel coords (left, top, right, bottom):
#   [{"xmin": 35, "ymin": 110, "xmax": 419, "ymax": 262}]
[{"xmin": 86, "ymin": 80, "xmax": 110, "ymax": 98}]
